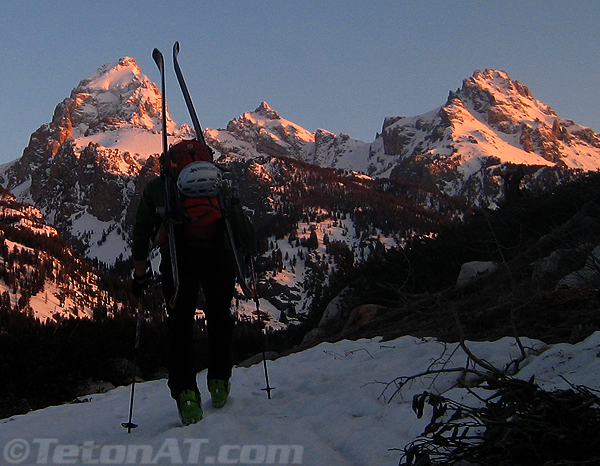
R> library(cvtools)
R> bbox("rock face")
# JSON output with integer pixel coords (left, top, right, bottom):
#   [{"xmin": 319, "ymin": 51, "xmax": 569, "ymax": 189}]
[{"xmin": 457, "ymin": 261, "xmax": 498, "ymax": 286}]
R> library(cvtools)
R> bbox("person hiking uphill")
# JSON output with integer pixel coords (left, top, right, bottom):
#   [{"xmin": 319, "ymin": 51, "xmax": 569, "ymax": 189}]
[{"xmin": 130, "ymin": 139, "xmax": 258, "ymax": 425}]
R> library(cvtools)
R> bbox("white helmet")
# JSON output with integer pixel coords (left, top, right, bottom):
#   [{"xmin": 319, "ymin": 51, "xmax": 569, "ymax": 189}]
[{"xmin": 176, "ymin": 161, "xmax": 223, "ymax": 197}]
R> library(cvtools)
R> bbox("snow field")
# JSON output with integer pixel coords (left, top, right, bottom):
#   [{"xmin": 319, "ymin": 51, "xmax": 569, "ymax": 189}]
[{"xmin": 3, "ymin": 332, "xmax": 599, "ymax": 465}]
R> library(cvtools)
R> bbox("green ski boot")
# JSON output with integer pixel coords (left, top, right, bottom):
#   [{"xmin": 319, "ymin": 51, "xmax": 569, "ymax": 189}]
[
  {"xmin": 177, "ymin": 390, "xmax": 203, "ymax": 425},
  {"xmin": 208, "ymin": 379, "xmax": 230, "ymax": 408}
]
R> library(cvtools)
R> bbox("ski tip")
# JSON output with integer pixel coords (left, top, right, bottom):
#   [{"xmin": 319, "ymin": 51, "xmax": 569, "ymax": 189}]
[
  {"xmin": 152, "ymin": 48, "xmax": 163, "ymax": 65},
  {"xmin": 173, "ymin": 41, "xmax": 180, "ymax": 55}
]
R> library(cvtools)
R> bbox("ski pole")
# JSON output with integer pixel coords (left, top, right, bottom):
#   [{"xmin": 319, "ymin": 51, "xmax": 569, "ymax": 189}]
[
  {"xmin": 250, "ymin": 258, "xmax": 274, "ymax": 399},
  {"xmin": 122, "ymin": 298, "xmax": 142, "ymax": 433},
  {"xmin": 217, "ymin": 193, "xmax": 273, "ymax": 397}
]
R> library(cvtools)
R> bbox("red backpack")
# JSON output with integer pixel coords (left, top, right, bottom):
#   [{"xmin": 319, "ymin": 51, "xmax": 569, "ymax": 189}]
[{"xmin": 159, "ymin": 140, "xmax": 224, "ymax": 243}]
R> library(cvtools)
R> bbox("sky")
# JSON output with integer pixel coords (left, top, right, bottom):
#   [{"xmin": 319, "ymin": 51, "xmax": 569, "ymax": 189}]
[{"xmin": 0, "ymin": 0, "xmax": 598, "ymax": 165}]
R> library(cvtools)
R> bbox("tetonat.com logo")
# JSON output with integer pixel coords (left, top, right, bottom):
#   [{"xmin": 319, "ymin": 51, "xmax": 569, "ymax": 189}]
[{"xmin": 3, "ymin": 438, "xmax": 304, "ymax": 464}]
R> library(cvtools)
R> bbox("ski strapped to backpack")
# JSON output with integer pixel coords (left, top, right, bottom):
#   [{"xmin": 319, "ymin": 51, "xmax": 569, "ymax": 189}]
[
  {"xmin": 152, "ymin": 47, "xmax": 180, "ymax": 308},
  {"xmin": 173, "ymin": 41, "xmax": 208, "ymax": 146}
]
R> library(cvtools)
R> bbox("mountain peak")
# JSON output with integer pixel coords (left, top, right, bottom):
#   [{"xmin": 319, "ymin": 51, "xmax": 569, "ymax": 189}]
[
  {"xmin": 466, "ymin": 69, "xmax": 533, "ymax": 100},
  {"xmin": 448, "ymin": 68, "xmax": 557, "ymax": 131},
  {"xmin": 64, "ymin": 57, "xmax": 169, "ymax": 137},
  {"xmin": 254, "ymin": 101, "xmax": 280, "ymax": 120},
  {"xmin": 77, "ymin": 57, "xmax": 143, "ymax": 92}
]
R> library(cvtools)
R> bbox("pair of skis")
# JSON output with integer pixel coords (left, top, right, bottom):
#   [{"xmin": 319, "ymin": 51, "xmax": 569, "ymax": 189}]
[{"xmin": 152, "ymin": 43, "xmax": 273, "ymax": 398}]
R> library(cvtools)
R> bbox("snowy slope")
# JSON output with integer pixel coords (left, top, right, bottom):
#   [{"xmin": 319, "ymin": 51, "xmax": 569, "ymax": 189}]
[
  {"xmin": 230, "ymin": 220, "xmax": 384, "ymax": 329},
  {"xmin": 2, "ymin": 332, "xmax": 599, "ymax": 465}
]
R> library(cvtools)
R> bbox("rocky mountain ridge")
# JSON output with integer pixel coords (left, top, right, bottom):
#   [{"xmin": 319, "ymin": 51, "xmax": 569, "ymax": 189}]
[
  {"xmin": 205, "ymin": 101, "xmax": 372, "ymax": 172},
  {"xmin": 2, "ymin": 60, "xmax": 599, "ymax": 259},
  {"xmin": 1, "ymin": 59, "xmax": 600, "ymax": 326},
  {"xmin": 379, "ymin": 69, "xmax": 600, "ymax": 205},
  {"xmin": 207, "ymin": 69, "xmax": 600, "ymax": 207},
  {"xmin": 208, "ymin": 70, "xmax": 600, "ymax": 206}
]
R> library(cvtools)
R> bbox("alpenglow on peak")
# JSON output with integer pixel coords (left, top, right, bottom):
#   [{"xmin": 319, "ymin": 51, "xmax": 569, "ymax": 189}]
[{"xmin": 67, "ymin": 57, "xmax": 171, "ymax": 137}]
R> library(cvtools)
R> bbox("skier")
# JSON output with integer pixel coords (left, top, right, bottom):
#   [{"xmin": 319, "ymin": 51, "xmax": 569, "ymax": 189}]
[{"xmin": 130, "ymin": 140, "xmax": 258, "ymax": 425}]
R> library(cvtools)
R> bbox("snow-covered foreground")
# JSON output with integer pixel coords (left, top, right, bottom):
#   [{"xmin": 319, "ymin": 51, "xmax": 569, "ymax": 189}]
[{"xmin": 2, "ymin": 332, "xmax": 600, "ymax": 465}]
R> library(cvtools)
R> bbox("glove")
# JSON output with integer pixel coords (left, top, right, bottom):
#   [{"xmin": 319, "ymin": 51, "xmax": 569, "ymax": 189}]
[{"xmin": 131, "ymin": 267, "xmax": 151, "ymax": 299}]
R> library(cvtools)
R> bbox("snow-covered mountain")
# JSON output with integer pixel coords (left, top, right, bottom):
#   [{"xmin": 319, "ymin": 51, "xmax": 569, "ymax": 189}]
[
  {"xmin": 376, "ymin": 69, "xmax": 600, "ymax": 206},
  {"xmin": 1, "ymin": 58, "xmax": 600, "ymax": 327},
  {"xmin": 2, "ymin": 59, "xmax": 599, "ymax": 264},
  {"xmin": 206, "ymin": 101, "xmax": 373, "ymax": 172},
  {"xmin": 208, "ymin": 70, "xmax": 600, "ymax": 207},
  {"xmin": 0, "ymin": 57, "xmax": 193, "ymax": 264}
]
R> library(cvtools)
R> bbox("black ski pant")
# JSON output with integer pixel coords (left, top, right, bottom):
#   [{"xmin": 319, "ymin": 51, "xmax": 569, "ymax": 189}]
[{"xmin": 160, "ymin": 244, "xmax": 237, "ymax": 399}]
